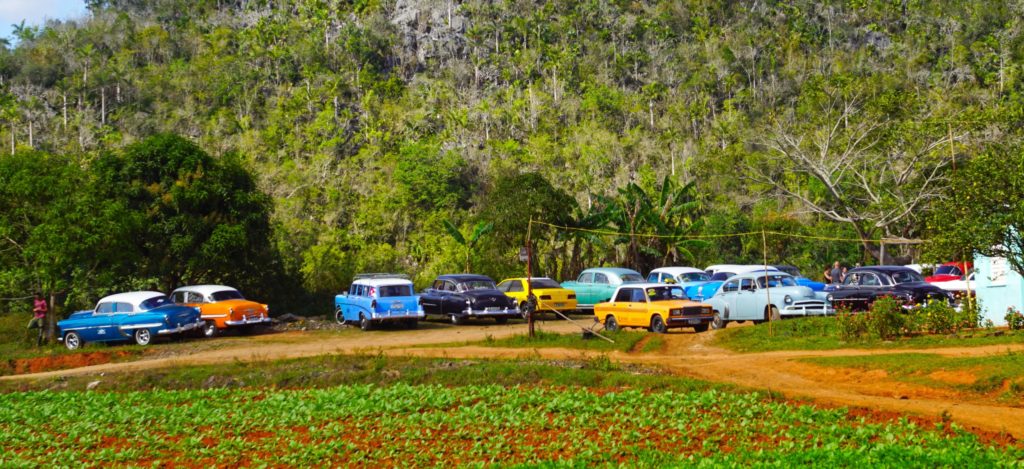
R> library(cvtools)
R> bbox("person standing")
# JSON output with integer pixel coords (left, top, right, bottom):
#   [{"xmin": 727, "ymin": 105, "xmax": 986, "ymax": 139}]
[
  {"xmin": 28, "ymin": 292, "xmax": 48, "ymax": 346},
  {"xmin": 830, "ymin": 261, "xmax": 843, "ymax": 285}
]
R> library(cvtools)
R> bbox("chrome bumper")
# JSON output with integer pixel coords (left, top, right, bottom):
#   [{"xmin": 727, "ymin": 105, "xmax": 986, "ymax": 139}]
[
  {"xmin": 463, "ymin": 307, "xmax": 518, "ymax": 317},
  {"xmin": 158, "ymin": 319, "xmax": 204, "ymax": 335},
  {"xmin": 369, "ymin": 311, "xmax": 425, "ymax": 321},
  {"xmin": 224, "ymin": 316, "xmax": 274, "ymax": 326},
  {"xmin": 781, "ymin": 303, "xmax": 834, "ymax": 317}
]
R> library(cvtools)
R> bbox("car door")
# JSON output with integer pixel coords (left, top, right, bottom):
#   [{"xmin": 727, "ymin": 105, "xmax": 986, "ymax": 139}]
[
  {"xmin": 440, "ymin": 280, "xmax": 461, "ymax": 314},
  {"xmin": 607, "ymin": 288, "xmax": 635, "ymax": 326},
  {"xmin": 592, "ymin": 273, "xmax": 612, "ymax": 303},
  {"xmin": 859, "ymin": 273, "xmax": 884, "ymax": 303},
  {"xmin": 718, "ymin": 280, "xmax": 741, "ymax": 320},
  {"xmin": 575, "ymin": 272, "xmax": 596, "ymax": 305},
  {"xmin": 625, "ymin": 287, "xmax": 650, "ymax": 327},
  {"xmin": 735, "ymin": 278, "xmax": 761, "ymax": 318},
  {"xmin": 419, "ymin": 280, "xmax": 444, "ymax": 313},
  {"xmin": 111, "ymin": 301, "xmax": 137, "ymax": 339}
]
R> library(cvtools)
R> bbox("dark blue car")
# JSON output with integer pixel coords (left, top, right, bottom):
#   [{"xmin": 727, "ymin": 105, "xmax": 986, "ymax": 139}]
[{"xmin": 57, "ymin": 291, "xmax": 204, "ymax": 350}]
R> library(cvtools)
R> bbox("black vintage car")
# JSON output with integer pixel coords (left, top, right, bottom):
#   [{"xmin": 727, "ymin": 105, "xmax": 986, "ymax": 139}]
[
  {"xmin": 419, "ymin": 274, "xmax": 520, "ymax": 324},
  {"xmin": 828, "ymin": 266, "xmax": 954, "ymax": 311}
]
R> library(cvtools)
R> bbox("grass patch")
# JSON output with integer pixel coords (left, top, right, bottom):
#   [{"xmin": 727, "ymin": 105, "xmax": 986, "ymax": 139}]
[
  {"xmin": 479, "ymin": 329, "xmax": 653, "ymax": 352},
  {"xmin": 714, "ymin": 317, "xmax": 1024, "ymax": 352},
  {"xmin": 0, "ymin": 353, "xmax": 714, "ymax": 394},
  {"xmin": 801, "ymin": 351, "xmax": 1024, "ymax": 401}
]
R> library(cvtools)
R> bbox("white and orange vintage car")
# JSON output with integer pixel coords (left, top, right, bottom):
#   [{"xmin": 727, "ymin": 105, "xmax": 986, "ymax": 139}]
[{"xmin": 170, "ymin": 285, "xmax": 271, "ymax": 337}]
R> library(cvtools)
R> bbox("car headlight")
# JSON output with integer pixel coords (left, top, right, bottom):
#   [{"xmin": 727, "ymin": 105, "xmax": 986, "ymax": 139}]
[
  {"xmin": 784, "ymin": 295, "xmax": 793, "ymax": 304},
  {"xmin": 826, "ymin": 294, "xmax": 834, "ymax": 302}
]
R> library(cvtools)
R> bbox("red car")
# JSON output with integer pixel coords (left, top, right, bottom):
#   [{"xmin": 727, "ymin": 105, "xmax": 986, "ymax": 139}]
[{"xmin": 925, "ymin": 262, "xmax": 972, "ymax": 283}]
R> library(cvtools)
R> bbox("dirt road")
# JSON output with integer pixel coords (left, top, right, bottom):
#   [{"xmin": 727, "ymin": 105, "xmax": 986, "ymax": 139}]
[{"xmin": 5, "ymin": 319, "xmax": 1023, "ymax": 439}]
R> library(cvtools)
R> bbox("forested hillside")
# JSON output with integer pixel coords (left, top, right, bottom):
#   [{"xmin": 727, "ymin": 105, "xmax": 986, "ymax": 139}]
[{"xmin": 1, "ymin": 0, "xmax": 1022, "ymax": 312}]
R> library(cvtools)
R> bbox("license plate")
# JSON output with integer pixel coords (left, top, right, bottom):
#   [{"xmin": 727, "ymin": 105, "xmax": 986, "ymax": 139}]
[
  {"xmin": 554, "ymin": 302, "xmax": 565, "ymax": 307},
  {"xmin": 687, "ymin": 318, "xmax": 701, "ymax": 324},
  {"xmin": 391, "ymin": 302, "xmax": 404, "ymax": 310},
  {"xmin": 485, "ymin": 307, "xmax": 501, "ymax": 312}
]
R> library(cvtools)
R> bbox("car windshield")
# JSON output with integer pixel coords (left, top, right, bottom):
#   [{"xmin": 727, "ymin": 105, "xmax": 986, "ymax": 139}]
[
  {"xmin": 459, "ymin": 280, "xmax": 497, "ymax": 291},
  {"xmin": 775, "ymin": 266, "xmax": 800, "ymax": 277},
  {"xmin": 379, "ymin": 285, "xmax": 413, "ymax": 297},
  {"xmin": 210, "ymin": 290, "xmax": 244, "ymax": 301},
  {"xmin": 935, "ymin": 265, "xmax": 960, "ymax": 276},
  {"xmin": 755, "ymin": 275, "xmax": 798, "ymax": 288},
  {"xmin": 891, "ymin": 270, "xmax": 924, "ymax": 284},
  {"xmin": 646, "ymin": 286, "xmax": 688, "ymax": 301},
  {"xmin": 679, "ymin": 272, "xmax": 711, "ymax": 282},
  {"xmin": 710, "ymin": 272, "xmax": 734, "ymax": 281},
  {"xmin": 621, "ymin": 273, "xmax": 644, "ymax": 282},
  {"xmin": 529, "ymin": 279, "xmax": 562, "ymax": 289},
  {"xmin": 139, "ymin": 295, "xmax": 171, "ymax": 311}
]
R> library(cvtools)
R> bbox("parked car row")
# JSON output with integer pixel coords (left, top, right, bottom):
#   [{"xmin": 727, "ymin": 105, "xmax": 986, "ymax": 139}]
[{"xmin": 57, "ymin": 285, "xmax": 271, "ymax": 350}]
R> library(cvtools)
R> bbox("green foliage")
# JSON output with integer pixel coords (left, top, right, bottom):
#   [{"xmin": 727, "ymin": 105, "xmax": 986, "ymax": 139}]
[
  {"xmin": 1006, "ymin": 307, "xmax": 1024, "ymax": 330},
  {"xmin": 927, "ymin": 147, "xmax": 1024, "ymax": 275}
]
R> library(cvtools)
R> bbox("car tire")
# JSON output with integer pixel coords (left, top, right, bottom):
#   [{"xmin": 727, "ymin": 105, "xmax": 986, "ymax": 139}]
[
  {"xmin": 64, "ymin": 331, "xmax": 83, "ymax": 350},
  {"xmin": 450, "ymin": 314, "xmax": 465, "ymax": 325},
  {"xmin": 134, "ymin": 328, "xmax": 152, "ymax": 346},
  {"xmin": 202, "ymin": 321, "xmax": 218, "ymax": 338},
  {"xmin": 693, "ymin": 324, "xmax": 709, "ymax": 333},
  {"xmin": 649, "ymin": 315, "xmax": 667, "ymax": 334},
  {"xmin": 711, "ymin": 312, "xmax": 727, "ymax": 330},
  {"xmin": 605, "ymin": 315, "xmax": 619, "ymax": 332},
  {"xmin": 335, "ymin": 307, "xmax": 345, "ymax": 325},
  {"xmin": 359, "ymin": 315, "xmax": 372, "ymax": 331},
  {"xmin": 495, "ymin": 317, "xmax": 508, "ymax": 325},
  {"xmin": 765, "ymin": 306, "xmax": 781, "ymax": 323},
  {"xmin": 519, "ymin": 302, "xmax": 530, "ymax": 319}
]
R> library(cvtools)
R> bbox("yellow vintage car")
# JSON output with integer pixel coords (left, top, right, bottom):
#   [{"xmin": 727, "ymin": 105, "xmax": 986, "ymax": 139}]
[
  {"xmin": 496, "ymin": 277, "xmax": 578, "ymax": 315},
  {"xmin": 594, "ymin": 283, "xmax": 714, "ymax": 333}
]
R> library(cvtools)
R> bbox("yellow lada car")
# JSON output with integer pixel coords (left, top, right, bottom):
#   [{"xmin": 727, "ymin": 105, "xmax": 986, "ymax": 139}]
[
  {"xmin": 496, "ymin": 277, "xmax": 578, "ymax": 316},
  {"xmin": 594, "ymin": 283, "xmax": 714, "ymax": 333}
]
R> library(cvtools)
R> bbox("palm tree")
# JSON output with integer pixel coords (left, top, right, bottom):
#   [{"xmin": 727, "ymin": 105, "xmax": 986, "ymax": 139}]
[{"xmin": 443, "ymin": 220, "xmax": 494, "ymax": 272}]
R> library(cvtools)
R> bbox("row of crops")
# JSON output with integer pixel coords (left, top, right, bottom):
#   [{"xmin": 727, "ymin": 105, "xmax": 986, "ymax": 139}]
[{"xmin": 2, "ymin": 384, "xmax": 1019, "ymax": 466}]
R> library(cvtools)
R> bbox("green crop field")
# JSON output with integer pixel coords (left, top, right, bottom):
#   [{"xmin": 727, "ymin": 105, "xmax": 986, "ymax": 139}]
[{"xmin": 3, "ymin": 383, "xmax": 1019, "ymax": 467}]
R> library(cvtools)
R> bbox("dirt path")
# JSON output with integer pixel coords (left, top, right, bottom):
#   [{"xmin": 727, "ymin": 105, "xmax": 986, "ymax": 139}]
[{"xmin": 5, "ymin": 320, "xmax": 1023, "ymax": 439}]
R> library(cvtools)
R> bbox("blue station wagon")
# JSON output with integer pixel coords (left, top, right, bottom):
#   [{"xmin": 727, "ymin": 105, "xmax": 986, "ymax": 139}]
[
  {"xmin": 57, "ymin": 291, "xmax": 204, "ymax": 350},
  {"xmin": 335, "ymin": 274, "xmax": 424, "ymax": 330}
]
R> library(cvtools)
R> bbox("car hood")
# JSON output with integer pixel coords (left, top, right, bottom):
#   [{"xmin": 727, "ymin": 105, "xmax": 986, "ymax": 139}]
[
  {"xmin": 651, "ymin": 300, "xmax": 710, "ymax": 309},
  {"xmin": 767, "ymin": 286, "xmax": 817, "ymax": 299},
  {"xmin": 462, "ymin": 289, "xmax": 515, "ymax": 304}
]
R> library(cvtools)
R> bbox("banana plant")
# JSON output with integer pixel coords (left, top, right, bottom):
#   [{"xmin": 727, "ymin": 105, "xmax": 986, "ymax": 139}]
[{"xmin": 443, "ymin": 220, "xmax": 494, "ymax": 272}]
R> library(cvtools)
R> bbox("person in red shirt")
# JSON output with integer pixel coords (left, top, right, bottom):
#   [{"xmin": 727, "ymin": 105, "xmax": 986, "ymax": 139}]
[{"xmin": 28, "ymin": 292, "xmax": 47, "ymax": 346}]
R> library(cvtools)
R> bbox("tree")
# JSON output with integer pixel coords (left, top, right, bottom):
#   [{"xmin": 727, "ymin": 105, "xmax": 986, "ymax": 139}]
[
  {"xmin": 92, "ymin": 133, "xmax": 278, "ymax": 293},
  {"xmin": 443, "ymin": 220, "xmax": 493, "ymax": 273},
  {"xmin": 926, "ymin": 147, "xmax": 1024, "ymax": 275}
]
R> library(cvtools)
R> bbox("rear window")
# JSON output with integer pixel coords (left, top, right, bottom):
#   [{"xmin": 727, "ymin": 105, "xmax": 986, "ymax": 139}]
[
  {"xmin": 620, "ymin": 273, "xmax": 644, "ymax": 283},
  {"xmin": 139, "ymin": 296, "xmax": 171, "ymax": 311},
  {"xmin": 379, "ymin": 285, "xmax": 413, "ymax": 297},
  {"xmin": 210, "ymin": 290, "xmax": 244, "ymax": 301},
  {"xmin": 711, "ymin": 272, "xmax": 734, "ymax": 281},
  {"xmin": 529, "ymin": 278, "xmax": 562, "ymax": 289},
  {"xmin": 679, "ymin": 272, "xmax": 711, "ymax": 282}
]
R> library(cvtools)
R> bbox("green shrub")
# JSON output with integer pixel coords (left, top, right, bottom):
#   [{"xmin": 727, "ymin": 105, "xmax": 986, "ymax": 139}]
[
  {"xmin": 867, "ymin": 296, "xmax": 905, "ymax": 340},
  {"xmin": 918, "ymin": 300, "xmax": 958, "ymax": 335},
  {"xmin": 837, "ymin": 311, "xmax": 868, "ymax": 341},
  {"xmin": 1007, "ymin": 307, "xmax": 1024, "ymax": 330}
]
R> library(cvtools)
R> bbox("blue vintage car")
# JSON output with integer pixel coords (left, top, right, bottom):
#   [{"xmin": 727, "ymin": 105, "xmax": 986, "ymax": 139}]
[
  {"xmin": 561, "ymin": 267, "xmax": 645, "ymax": 310},
  {"xmin": 335, "ymin": 274, "xmax": 424, "ymax": 330},
  {"xmin": 57, "ymin": 291, "xmax": 204, "ymax": 350}
]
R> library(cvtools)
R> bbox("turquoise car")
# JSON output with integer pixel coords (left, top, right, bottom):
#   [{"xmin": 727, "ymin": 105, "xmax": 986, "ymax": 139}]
[
  {"xmin": 561, "ymin": 267, "xmax": 644, "ymax": 310},
  {"xmin": 335, "ymin": 273, "xmax": 424, "ymax": 330}
]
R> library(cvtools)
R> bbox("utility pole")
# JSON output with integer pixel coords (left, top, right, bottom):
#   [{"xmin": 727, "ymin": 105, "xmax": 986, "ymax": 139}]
[{"xmin": 526, "ymin": 218, "xmax": 535, "ymax": 338}]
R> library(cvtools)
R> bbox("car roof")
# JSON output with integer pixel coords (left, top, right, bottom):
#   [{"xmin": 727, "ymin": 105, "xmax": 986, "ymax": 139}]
[
  {"xmin": 582, "ymin": 267, "xmax": 641, "ymax": 276},
  {"xmin": 437, "ymin": 274, "xmax": 495, "ymax": 283},
  {"xmin": 649, "ymin": 267, "xmax": 705, "ymax": 275},
  {"xmin": 616, "ymin": 283, "xmax": 683, "ymax": 290},
  {"xmin": 501, "ymin": 277, "xmax": 556, "ymax": 282},
  {"xmin": 851, "ymin": 266, "xmax": 917, "ymax": 274},
  {"xmin": 724, "ymin": 270, "xmax": 793, "ymax": 280},
  {"xmin": 97, "ymin": 291, "xmax": 165, "ymax": 305},
  {"xmin": 354, "ymin": 278, "xmax": 414, "ymax": 287},
  {"xmin": 171, "ymin": 285, "xmax": 240, "ymax": 297}
]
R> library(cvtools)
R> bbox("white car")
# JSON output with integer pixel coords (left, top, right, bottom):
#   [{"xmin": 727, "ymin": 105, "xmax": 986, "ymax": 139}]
[{"xmin": 930, "ymin": 273, "xmax": 976, "ymax": 293}]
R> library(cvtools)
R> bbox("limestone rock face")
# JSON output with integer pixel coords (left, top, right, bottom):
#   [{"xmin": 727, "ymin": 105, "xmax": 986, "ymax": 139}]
[{"xmin": 391, "ymin": 0, "xmax": 467, "ymax": 64}]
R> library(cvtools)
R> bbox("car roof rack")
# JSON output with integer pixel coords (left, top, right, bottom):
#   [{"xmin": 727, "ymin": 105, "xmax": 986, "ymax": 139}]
[{"xmin": 354, "ymin": 273, "xmax": 410, "ymax": 280}]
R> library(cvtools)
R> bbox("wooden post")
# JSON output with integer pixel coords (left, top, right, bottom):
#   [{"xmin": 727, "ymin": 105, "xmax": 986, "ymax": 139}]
[
  {"xmin": 527, "ymin": 218, "xmax": 535, "ymax": 338},
  {"xmin": 762, "ymin": 230, "xmax": 773, "ymax": 337}
]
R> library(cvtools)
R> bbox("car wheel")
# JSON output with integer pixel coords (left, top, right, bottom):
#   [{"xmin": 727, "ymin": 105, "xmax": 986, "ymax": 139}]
[
  {"xmin": 450, "ymin": 314, "xmax": 465, "ymax": 325},
  {"xmin": 134, "ymin": 328, "xmax": 152, "ymax": 346},
  {"xmin": 765, "ymin": 306, "xmax": 781, "ymax": 322},
  {"xmin": 693, "ymin": 324, "xmax": 709, "ymax": 333},
  {"xmin": 64, "ymin": 331, "xmax": 83, "ymax": 350},
  {"xmin": 649, "ymin": 315, "xmax": 667, "ymax": 334},
  {"xmin": 202, "ymin": 321, "xmax": 218, "ymax": 338},
  {"xmin": 605, "ymin": 315, "xmax": 619, "ymax": 332},
  {"xmin": 519, "ymin": 302, "xmax": 530, "ymax": 319},
  {"xmin": 711, "ymin": 312, "xmax": 727, "ymax": 330},
  {"xmin": 495, "ymin": 317, "xmax": 508, "ymax": 325},
  {"xmin": 335, "ymin": 307, "xmax": 345, "ymax": 325},
  {"xmin": 359, "ymin": 315, "xmax": 372, "ymax": 331}
]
